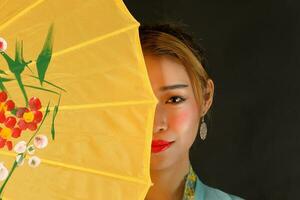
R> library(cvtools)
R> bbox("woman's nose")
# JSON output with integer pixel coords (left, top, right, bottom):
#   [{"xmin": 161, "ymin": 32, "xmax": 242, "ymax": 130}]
[{"xmin": 153, "ymin": 103, "xmax": 168, "ymax": 134}]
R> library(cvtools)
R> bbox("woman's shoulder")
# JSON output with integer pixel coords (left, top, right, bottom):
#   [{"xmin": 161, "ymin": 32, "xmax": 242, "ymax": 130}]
[
  {"xmin": 183, "ymin": 164, "xmax": 245, "ymax": 200},
  {"xmin": 197, "ymin": 179, "xmax": 245, "ymax": 200}
]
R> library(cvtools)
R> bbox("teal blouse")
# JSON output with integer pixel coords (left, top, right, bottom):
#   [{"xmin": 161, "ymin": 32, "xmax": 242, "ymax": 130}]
[{"xmin": 182, "ymin": 165, "xmax": 245, "ymax": 200}]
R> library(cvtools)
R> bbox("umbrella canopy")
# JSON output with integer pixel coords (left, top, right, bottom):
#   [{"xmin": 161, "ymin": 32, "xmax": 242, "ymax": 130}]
[{"xmin": 0, "ymin": 0, "xmax": 157, "ymax": 199}]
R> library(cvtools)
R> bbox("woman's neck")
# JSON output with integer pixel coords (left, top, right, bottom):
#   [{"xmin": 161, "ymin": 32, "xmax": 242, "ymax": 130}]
[{"xmin": 145, "ymin": 152, "xmax": 190, "ymax": 200}]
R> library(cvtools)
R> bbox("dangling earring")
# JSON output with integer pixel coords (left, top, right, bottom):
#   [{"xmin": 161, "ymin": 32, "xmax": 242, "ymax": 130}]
[{"xmin": 199, "ymin": 116, "xmax": 207, "ymax": 140}]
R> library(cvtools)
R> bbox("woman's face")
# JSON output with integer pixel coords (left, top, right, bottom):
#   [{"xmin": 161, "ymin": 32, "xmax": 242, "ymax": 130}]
[{"xmin": 144, "ymin": 54, "xmax": 202, "ymax": 171}]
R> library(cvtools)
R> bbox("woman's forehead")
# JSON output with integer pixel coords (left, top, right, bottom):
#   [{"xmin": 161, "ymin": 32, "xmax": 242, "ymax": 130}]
[{"xmin": 144, "ymin": 55, "xmax": 191, "ymax": 89}]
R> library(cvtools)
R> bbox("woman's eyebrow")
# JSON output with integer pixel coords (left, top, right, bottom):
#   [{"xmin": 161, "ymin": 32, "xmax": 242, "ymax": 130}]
[{"xmin": 159, "ymin": 84, "xmax": 188, "ymax": 91}]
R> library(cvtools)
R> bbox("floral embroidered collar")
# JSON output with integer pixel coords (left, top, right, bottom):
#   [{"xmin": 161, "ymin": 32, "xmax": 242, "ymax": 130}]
[{"xmin": 182, "ymin": 165, "xmax": 198, "ymax": 200}]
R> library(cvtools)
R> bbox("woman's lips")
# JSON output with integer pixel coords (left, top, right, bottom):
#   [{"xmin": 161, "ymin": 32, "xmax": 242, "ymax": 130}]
[{"xmin": 151, "ymin": 140, "xmax": 174, "ymax": 153}]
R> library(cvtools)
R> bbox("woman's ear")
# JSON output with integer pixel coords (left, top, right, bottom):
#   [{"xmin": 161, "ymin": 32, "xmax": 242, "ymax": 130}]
[{"xmin": 201, "ymin": 79, "xmax": 214, "ymax": 117}]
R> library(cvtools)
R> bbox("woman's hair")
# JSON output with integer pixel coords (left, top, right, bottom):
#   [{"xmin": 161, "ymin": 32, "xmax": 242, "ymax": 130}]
[{"xmin": 139, "ymin": 23, "xmax": 213, "ymax": 134}]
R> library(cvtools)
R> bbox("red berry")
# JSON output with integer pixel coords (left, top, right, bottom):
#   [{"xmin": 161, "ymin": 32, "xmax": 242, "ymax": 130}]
[
  {"xmin": 0, "ymin": 92, "xmax": 7, "ymax": 102},
  {"xmin": 27, "ymin": 122, "xmax": 37, "ymax": 131},
  {"xmin": 17, "ymin": 119, "xmax": 27, "ymax": 130},
  {"xmin": 16, "ymin": 107, "xmax": 29, "ymax": 118},
  {"xmin": 29, "ymin": 97, "xmax": 41, "ymax": 111},
  {"xmin": 0, "ymin": 137, "xmax": 6, "ymax": 148},
  {"xmin": 4, "ymin": 116, "xmax": 16, "ymax": 128},
  {"xmin": 5, "ymin": 100, "xmax": 15, "ymax": 111},
  {"xmin": 6, "ymin": 140, "xmax": 12, "ymax": 151},
  {"xmin": 33, "ymin": 111, "xmax": 43, "ymax": 123},
  {"xmin": 12, "ymin": 127, "xmax": 21, "ymax": 138},
  {"xmin": 0, "ymin": 112, "xmax": 5, "ymax": 123}
]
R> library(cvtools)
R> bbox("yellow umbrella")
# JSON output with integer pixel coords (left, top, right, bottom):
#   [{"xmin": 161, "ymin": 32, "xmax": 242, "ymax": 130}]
[{"xmin": 0, "ymin": 0, "xmax": 157, "ymax": 199}]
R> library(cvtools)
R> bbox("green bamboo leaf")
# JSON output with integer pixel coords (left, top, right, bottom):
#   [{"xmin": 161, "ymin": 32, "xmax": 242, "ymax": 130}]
[
  {"xmin": 13, "ymin": 40, "xmax": 29, "ymax": 74},
  {"xmin": 28, "ymin": 75, "xmax": 66, "ymax": 92},
  {"xmin": 45, "ymin": 101, "xmax": 51, "ymax": 115},
  {"xmin": 25, "ymin": 64, "xmax": 33, "ymax": 73},
  {"xmin": 15, "ymin": 73, "xmax": 28, "ymax": 106},
  {"xmin": 51, "ymin": 94, "xmax": 61, "ymax": 140},
  {"xmin": 15, "ymin": 40, "xmax": 22, "ymax": 64},
  {"xmin": 0, "ymin": 77, "xmax": 14, "ymax": 82},
  {"xmin": 0, "ymin": 70, "xmax": 7, "ymax": 75},
  {"xmin": 0, "ymin": 44, "xmax": 30, "ymax": 74},
  {"xmin": 0, "ymin": 51, "xmax": 18, "ymax": 74},
  {"xmin": 0, "ymin": 83, "xmax": 6, "ymax": 92},
  {"xmin": 36, "ymin": 24, "xmax": 54, "ymax": 86},
  {"xmin": 23, "ymin": 84, "xmax": 60, "ymax": 95},
  {"xmin": 0, "ymin": 77, "xmax": 14, "ymax": 92},
  {"xmin": 0, "ymin": 42, "xmax": 31, "ymax": 106}
]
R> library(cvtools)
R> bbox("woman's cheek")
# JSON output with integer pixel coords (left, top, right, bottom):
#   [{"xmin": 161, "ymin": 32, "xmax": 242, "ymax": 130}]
[{"xmin": 171, "ymin": 110, "xmax": 190, "ymax": 130}]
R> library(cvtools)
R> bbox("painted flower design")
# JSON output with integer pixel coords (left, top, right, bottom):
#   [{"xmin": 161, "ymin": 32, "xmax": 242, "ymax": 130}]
[
  {"xmin": 27, "ymin": 145, "xmax": 35, "ymax": 155},
  {"xmin": 0, "ymin": 91, "xmax": 21, "ymax": 150},
  {"xmin": 13, "ymin": 141, "xmax": 27, "ymax": 154},
  {"xmin": 0, "ymin": 92, "xmax": 45, "ymax": 151},
  {"xmin": 0, "ymin": 91, "xmax": 15, "ymax": 114},
  {"xmin": 33, "ymin": 135, "xmax": 48, "ymax": 149},
  {"xmin": 0, "ymin": 24, "xmax": 62, "ymax": 196},
  {"xmin": 16, "ymin": 154, "xmax": 24, "ymax": 166},
  {"xmin": 0, "ymin": 163, "xmax": 8, "ymax": 181},
  {"xmin": 17, "ymin": 97, "xmax": 43, "ymax": 131},
  {"xmin": 0, "ymin": 37, "xmax": 7, "ymax": 52},
  {"xmin": 28, "ymin": 156, "xmax": 41, "ymax": 168},
  {"xmin": 0, "ymin": 126, "xmax": 17, "ymax": 151}
]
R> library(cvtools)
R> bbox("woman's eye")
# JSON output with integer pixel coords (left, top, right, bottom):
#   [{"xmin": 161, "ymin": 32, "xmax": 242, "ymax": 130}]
[{"xmin": 166, "ymin": 96, "xmax": 186, "ymax": 104}]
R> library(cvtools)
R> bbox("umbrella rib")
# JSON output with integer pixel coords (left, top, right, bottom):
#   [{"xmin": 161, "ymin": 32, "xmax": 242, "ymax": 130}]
[
  {"xmin": 0, "ymin": 151, "xmax": 148, "ymax": 185},
  {"xmin": 40, "ymin": 100, "xmax": 156, "ymax": 111},
  {"xmin": 0, "ymin": 0, "xmax": 45, "ymax": 32},
  {"xmin": 52, "ymin": 23, "xmax": 139, "ymax": 58},
  {"xmin": 22, "ymin": 23, "xmax": 139, "ymax": 69}
]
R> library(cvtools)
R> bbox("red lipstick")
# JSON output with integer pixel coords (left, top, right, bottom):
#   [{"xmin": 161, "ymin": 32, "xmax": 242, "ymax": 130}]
[{"xmin": 151, "ymin": 140, "xmax": 174, "ymax": 153}]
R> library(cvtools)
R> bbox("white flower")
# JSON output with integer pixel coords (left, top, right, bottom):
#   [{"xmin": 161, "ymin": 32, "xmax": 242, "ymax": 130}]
[
  {"xmin": 28, "ymin": 156, "xmax": 41, "ymax": 168},
  {"xmin": 16, "ymin": 154, "xmax": 24, "ymax": 166},
  {"xmin": 14, "ymin": 141, "xmax": 27, "ymax": 154},
  {"xmin": 27, "ymin": 145, "xmax": 35, "ymax": 155},
  {"xmin": 0, "ymin": 162, "xmax": 8, "ymax": 181},
  {"xmin": 33, "ymin": 135, "xmax": 48, "ymax": 149},
  {"xmin": 0, "ymin": 37, "xmax": 7, "ymax": 52}
]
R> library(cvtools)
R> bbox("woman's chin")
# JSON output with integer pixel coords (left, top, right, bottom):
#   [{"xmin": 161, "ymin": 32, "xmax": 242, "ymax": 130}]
[{"xmin": 150, "ymin": 156, "xmax": 173, "ymax": 171}]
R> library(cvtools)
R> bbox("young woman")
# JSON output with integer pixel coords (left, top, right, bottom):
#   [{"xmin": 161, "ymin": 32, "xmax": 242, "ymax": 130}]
[{"xmin": 139, "ymin": 24, "xmax": 244, "ymax": 200}]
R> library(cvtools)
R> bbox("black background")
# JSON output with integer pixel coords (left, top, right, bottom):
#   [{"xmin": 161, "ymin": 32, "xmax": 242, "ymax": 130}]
[{"xmin": 124, "ymin": 0, "xmax": 300, "ymax": 199}]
